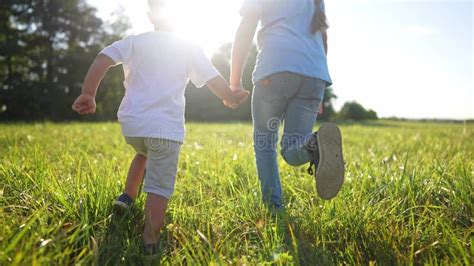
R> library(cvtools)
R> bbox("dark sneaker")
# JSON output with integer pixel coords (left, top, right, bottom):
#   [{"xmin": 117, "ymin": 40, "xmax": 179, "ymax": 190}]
[
  {"xmin": 113, "ymin": 193, "xmax": 133, "ymax": 215},
  {"xmin": 307, "ymin": 123, "xmax": 345, "ymax": 200}
]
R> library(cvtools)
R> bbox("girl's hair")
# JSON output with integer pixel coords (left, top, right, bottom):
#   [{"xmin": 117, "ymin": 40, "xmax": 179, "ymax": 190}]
[{"xmin": 311, "ymin": 0, "xmax": 329, "ymax": 34}]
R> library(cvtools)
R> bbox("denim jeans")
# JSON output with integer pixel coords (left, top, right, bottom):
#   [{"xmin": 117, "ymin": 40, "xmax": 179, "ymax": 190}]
[{"xmin": 252, "ymin": 72, "xmax": 326, "ymax": 208}]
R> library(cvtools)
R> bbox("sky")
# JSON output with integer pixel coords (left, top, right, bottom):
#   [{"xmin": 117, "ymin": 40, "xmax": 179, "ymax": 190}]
[{"xmin": 88, "ymin": 0, "xmax": 473, "ymax": 120}]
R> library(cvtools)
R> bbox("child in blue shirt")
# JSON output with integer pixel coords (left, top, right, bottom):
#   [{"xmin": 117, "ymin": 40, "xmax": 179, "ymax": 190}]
[{"xmin": 230, "ymin": 0, "xmax": 344, "ymax": 209}]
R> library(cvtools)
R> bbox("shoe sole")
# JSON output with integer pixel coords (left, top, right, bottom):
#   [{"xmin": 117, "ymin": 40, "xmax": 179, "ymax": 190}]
[{"xmin": 316, "ymin": 123, "xmax": 345, "ymax": 200}]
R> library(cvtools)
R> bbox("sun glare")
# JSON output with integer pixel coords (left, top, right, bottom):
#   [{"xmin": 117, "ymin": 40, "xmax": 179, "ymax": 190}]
[{"xmin": 122, "ymin": 0, "xmax": 242, "ymax": 54}]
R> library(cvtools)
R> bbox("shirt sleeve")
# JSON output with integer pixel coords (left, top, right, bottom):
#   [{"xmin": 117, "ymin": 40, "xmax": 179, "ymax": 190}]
[
  {"xmin": 188, "ymin": 45, "xmax": 220, "ymax": 88},
  {"xmin": 240, "ymin": 0, "xmax": 262, "ymax": 17},
  {"xmin": 99, "ymin": 36, "xmax": 133, "ymax": 65},
  {"xmin": 321, "ymin": 0, "xmax": 326, "ymax": 13}
]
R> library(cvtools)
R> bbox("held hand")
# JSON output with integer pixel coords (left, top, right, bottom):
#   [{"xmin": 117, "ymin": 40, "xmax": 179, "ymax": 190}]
[
  {"xmin": 224, "ymin": 83, "xmax": 250, "ymax": 109},
  {"xmin": 72, "ymin": 94, "xmax": 96, "ymax": 115},
  {"xmin": 224, "ymin": 90, "xmax": 250, "ymax": 109}
]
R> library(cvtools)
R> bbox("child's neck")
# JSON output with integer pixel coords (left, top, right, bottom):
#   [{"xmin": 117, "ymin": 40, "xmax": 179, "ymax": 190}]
[{"xmin": 153, "ymin": 21, "xmax": 172, "ymax": 32}]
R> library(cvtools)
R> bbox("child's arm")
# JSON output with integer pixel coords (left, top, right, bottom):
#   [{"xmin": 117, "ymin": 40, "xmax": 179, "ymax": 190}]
[
  {"xmin": 206, "ymin": 76, "xmax": 250, "ymax": 109},
  {"xmin": 230, "ymin": 14, "xmax": 259, "ymax": 92},
  {"xmin": 72, "ymin": 54, "xmax": 115, "ymax": 115}
]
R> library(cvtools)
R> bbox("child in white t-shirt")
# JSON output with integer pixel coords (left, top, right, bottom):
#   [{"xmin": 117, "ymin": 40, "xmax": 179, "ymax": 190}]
[{"xmin": 72, "ymin": 0, "xmax": 249, "ymax": 255}]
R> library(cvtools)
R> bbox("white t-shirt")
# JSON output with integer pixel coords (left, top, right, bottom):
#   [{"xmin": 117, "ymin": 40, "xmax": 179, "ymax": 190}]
[{"xmin": 100, "ymin": 31, "xmax": 219, "ymax": 142}]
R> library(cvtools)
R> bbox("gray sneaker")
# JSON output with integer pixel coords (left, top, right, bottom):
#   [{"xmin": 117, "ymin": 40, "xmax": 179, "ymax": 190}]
[{"xmin": 307, "ymin": 123, "xmax": 345, "ymax": 200}]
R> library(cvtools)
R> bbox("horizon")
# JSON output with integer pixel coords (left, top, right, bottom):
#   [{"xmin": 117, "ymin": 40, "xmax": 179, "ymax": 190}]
[{"xmin": 88, "ymin": 0, "xmax": 473, "ymax": 120}]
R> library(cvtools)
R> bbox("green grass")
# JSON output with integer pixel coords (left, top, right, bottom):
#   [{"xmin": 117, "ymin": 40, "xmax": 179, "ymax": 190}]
[{"xmin": 0, "ymin": 121, "xmax": 472, "ymax": 265}]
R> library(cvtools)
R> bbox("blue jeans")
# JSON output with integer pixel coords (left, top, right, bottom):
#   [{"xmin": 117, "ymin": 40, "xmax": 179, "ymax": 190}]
[{"xmin": 252, "ymin": 72, "xmax": 326, "ymax": 208}]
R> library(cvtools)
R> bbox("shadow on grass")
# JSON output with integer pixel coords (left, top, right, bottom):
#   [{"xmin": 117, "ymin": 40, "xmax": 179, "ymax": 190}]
[
  {"xmin": 272, "ymin": 209, "xmax": 334, "ymax": 265},
  {"xmin": 270, "ymin": 209, "xmax": 335, "ymax": 265},
  {"xmin": 97, "ymin": 208, "xmax": 149, "ymax": 265},
  {"xmin": 276, "ymin": 210, "xmax": 399, "ymax": 265}
]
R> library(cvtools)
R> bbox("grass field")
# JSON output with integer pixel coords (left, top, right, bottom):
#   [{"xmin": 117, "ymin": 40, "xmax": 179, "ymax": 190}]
[{"xmin": 0, "ymin": 121, "xmax": 472, "ymax": 265}]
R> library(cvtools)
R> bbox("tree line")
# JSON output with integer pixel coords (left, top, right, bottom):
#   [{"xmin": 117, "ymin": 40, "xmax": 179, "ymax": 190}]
[{"xmin": 0, "ymin": 0, "xmax": 377, "ymax": 122}]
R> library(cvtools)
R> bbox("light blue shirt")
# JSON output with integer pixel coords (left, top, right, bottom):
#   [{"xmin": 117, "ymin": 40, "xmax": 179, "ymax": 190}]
[{"xmin": 241, "ymin": 0, "xmax": 332, "ymax": 86}]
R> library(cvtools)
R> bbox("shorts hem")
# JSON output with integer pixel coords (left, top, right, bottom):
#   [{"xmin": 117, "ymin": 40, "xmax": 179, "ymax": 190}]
[{"xmin": 144, "ymin": 187, "xmax": 173, "ymax": 199}]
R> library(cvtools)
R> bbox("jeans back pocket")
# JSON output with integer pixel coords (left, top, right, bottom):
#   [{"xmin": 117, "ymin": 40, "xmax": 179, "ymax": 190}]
[{"xmin": 255, "ymin": 72, "xmax": 291, "ymax": 104}]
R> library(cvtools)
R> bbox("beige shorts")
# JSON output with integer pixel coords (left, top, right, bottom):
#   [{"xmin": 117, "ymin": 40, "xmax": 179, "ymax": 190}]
[{"xmin": 125, "ymin": 137, "xmax": 181, "ymax": 199}]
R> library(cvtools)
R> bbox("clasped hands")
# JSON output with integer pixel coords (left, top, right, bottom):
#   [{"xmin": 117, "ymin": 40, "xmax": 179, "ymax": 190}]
[{"xmin": 223, "ymin": 84, "xmax": 250, "ymax": 110}]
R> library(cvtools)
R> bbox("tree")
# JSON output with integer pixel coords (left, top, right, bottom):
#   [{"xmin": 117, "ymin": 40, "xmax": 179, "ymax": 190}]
[
  {"xmin": 338, "ymin": 101, "xmax": 378, "ymax": 121},
  {"xmin": 0, "ymin": 1, "xmax": 42, "ymax": 119},
  {"xmin": 0, "ymin": 0, "xmax": 129, "ymax": 121},
  {"xmin": 366, "ymin": 109, "xmax": 378, "ymax": 120}
]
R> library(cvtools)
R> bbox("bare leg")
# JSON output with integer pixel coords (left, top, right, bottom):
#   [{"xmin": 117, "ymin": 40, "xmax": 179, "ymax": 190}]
[
  {"xmin": 143, "ymin": 193, "xmax": 169, "ymax": 245},
  {"xmin": 124, "ymin": 154, "xmax": 147, "ymax": 200}
]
